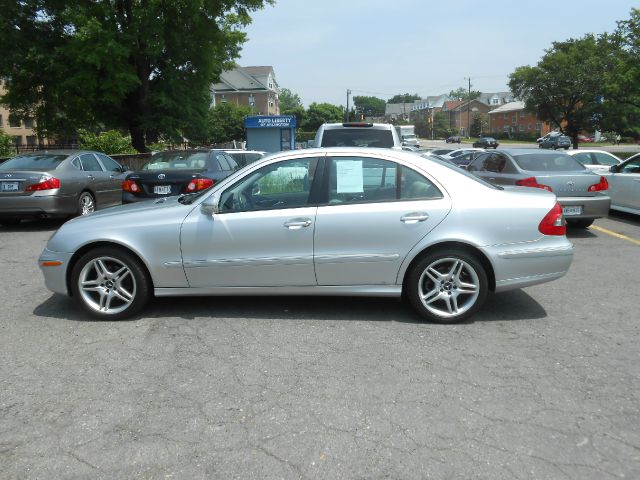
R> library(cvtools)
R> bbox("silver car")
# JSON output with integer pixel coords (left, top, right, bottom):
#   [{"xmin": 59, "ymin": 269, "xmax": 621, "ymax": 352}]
[
  {"xmin": 467, "ymin": 149, "xmax": 610, "ymax": 228},
  {"xmin": 0, "ymin": 150, "xmax": 129, "ymax": 226},
  {"xmin": 39, "ymin": 148, "xmax": 574, "ymax": 323},
  {"xmin": 603, "ymin": 153, "xmax": 640, "ymax": 215},
  {"xmin": 567, "ymin": 149, "xmax": 622, "ymax": 173}
]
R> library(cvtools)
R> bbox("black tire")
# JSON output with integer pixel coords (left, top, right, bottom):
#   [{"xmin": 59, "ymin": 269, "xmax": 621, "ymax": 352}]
[
  {"xmin": 70, "ymin": 246, "xmax": 151, "ymax": 320},
  {"xmin": 405, "ymin": 249, "xmax": 488, "ymax": 323},
  {"xmin": 567, "ymin": 219, "xmax": 594, "ymax": 229},
  {"xmin": 77, "ymin": 191, "xmax": 96, "ymax": 216},
  {"xmin": 0, "ymin": 219, "xmax": 22, "ymax": 227}
]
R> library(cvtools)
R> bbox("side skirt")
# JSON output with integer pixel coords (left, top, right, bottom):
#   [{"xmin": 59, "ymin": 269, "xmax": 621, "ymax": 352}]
[{"xmin": 154, "ymin": 285, "xmax": 402, "ymax": 297}]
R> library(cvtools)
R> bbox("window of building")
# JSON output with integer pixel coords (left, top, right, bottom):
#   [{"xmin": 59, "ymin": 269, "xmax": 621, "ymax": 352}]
[
  {"xmin": 536, "ymin": 122, "xmax": 542, "ymax": 131},
  {"xmin": 503, "ymin": 113, "xmax": 507, "ymax": 119},
  {"xmin": 491, "ymin": 97, "xmax": 500, "ymax": 105},
  {"xmin": 13, "ymin": 136, "xmax": 22, "ymax": 146},
  {"xmin": 24, "ymin": 118, "xmax": 34, "ymax": 129},
  {"xmin": 0, "ymin": 114, "xmax": 3, "ymax": 127},
  {"xmin": 519, "ymin": 125, "xmax": 525, "ymax": 132},
  {"xmin": 512, "ymin": 115, "xmax": 516, "ymax": 124},
  {"xmin": 220, "ymin": 94, "xmax": 227, "ymax": 104},
  {"xmin": 528, "ymin": 123, "xmax": 532, "ymax": 130},
  {"xmin": 9, "ymin": 116, "xmax": 21, "ymax": 128},
  {"xmin": 26, "ymin": 135, "xmax": 37, "ymax": 146}
]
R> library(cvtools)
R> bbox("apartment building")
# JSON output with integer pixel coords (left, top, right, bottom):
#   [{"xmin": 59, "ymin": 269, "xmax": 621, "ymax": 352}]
[{"xmin": 210, "ymin": 66, "xmax": 280, "ymax": 115}]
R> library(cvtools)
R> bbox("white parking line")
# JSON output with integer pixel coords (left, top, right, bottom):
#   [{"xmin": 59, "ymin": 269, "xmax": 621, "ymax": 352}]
[{"xmin": 591, "ymin": 225, "xmax": 640, "ymax": 246}]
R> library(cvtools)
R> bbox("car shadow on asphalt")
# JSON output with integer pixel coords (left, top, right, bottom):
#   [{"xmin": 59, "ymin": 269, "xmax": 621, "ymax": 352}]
[
  {"xmin": 0, "ymin": 218, "xmax": 67, "ymax": 232},
  {"xmin": 34, "ymin": 289, "xmax": 546, "ymax": 324},
  {"xmin": 607, "ymin": 210, "xmax": 640, "ymax": 227},
  {"xmin": 566, "ymin": 227, "xmax": 598, "ymax": 239}
]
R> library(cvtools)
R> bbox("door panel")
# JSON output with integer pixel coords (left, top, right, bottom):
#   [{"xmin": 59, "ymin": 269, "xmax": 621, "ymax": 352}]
[{"xmin": 79, "ymin": 154, "xmax": 111, "ymax": 206}]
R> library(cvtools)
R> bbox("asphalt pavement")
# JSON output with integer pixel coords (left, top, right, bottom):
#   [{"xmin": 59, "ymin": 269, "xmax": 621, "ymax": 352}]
[{"xmin": 1, "ymin": 214, "xmax": 639, "ymax": 479}]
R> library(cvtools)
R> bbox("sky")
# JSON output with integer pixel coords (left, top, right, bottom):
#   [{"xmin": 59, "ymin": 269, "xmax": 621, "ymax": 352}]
[{"xmin": 237, "ymin": 0, "xmax": 638, "ymax": 107}]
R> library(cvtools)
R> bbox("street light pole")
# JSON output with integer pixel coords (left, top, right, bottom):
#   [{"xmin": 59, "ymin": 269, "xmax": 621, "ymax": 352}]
[{"xmin": 346, "ymin": 89, "xmax": 351, "ymax": 122}]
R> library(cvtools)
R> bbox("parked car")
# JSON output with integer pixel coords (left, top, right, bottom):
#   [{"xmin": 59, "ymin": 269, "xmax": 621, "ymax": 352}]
[
  {"xmin": 578, "ymin": 134, "xmax": 593, "ymax": 143},
  {"xmin": 0, "ymin": 150, "xmax": 129, "ymax": 226},
  {"xmin": 441, "ymin": 148, "xmax": 485, "ymax": 168},
  {"xmin": 537, "ymin": 132, "xmax": 571, "ymax": 150},
  {"xmin": 603, "ymin": 153, "xmax": 640, "ymax": 215},
  {"xmin": 472, "ymin": 137, "xmax": 499, "ymax": 149},
  {"xmin": 224, "ymin": 149, "xmax": 266, "ymax": 168},
  {"xmin": 122, "ymin": 149, "xmax": 238, "ymax": 204},
  {"xmin": 566, "ymin": 149, "xmax": 622, "ymax": 173},
  {"xmin": 467, "ymin": 149, "xmax": 610, "ymax": 228},
  {"xmin": 430, "ymin": 148, "xmax": 455, "ymax": 156},
  {"xmin": 39, "ymin": 148, "xmax": 574, "ymax": 323},
  {"xmin": 446, "ymin": 136, "xmax": 461, "ymax": 144},
  {"xmin": 313, "ymin": 122, "xmax": 401, "ymax": 149}
]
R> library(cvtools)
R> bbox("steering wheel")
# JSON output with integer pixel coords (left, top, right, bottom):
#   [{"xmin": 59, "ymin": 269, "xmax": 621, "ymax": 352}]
[{"xmin": 233, "ymin": 190, "xmax": 254, "ymax": 211}]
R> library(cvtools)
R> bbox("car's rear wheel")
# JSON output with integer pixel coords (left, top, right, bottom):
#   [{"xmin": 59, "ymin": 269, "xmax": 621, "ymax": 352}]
[
  {"xmin": 70, "ymin": 247, "xmax": 151, "ymax": 320},
  {"xmin": 78, "ymin": 191, "xmax": 96, "ymax": 216},
  {"xmin": 406, "ymin": 249, "xmax": 488, "ymax": 323},
  {"xmin": 567, "ymin": 219, "xmax": 594, "ymax": 229}
]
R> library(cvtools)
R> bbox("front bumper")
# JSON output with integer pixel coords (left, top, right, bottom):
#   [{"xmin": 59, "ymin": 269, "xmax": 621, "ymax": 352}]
[{"xmin": 39, "ymin": 248, "xmax": 74, "ymax": 296}]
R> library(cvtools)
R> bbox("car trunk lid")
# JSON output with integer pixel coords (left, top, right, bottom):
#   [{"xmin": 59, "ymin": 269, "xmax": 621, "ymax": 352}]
[{"xmin": 0, "ymin": 170, "xmax": 57, "ymax": 197}]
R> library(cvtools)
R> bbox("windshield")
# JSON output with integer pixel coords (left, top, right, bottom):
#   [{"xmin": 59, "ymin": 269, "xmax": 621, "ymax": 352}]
[
  {"xmin": 143, "ymin": 151, "xmax": 209, "ymax": 170},
  {"xmin": 321, "ymin": 129, "xmax": 394, "ymax": 148},
  {"xmin": 0, "ymin": 154, "xmax": 68, "ymax": 171},
  {"xmin": 514, "ymin": 153, "xmax": 586, "ymax": 172}
]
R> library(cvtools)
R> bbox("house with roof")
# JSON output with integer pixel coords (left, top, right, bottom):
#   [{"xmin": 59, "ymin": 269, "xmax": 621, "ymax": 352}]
[
  {"xmin": 477, "ymin": 91, "xmax": 514, "ymax": 108},
  {"xmin": 210, "ymin": 66, "xmax": 280, "ymax": 115},
  {"xmin": 488, "ymin": 101, "xmax": 551, "ymax": 137},
  {"xmin": 442, "ymin": 99, "xmax": 492, "ymax": 137}
]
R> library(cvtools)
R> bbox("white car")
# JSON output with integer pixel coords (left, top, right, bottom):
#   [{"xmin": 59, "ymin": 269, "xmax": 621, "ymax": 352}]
[
  {"xmin": 441, "ymin": 148, "xmax": 486, "ymax": 167},
  {"xmin": 566, "ymin": 149, "xmax": 621, "ymax": 173},
  {"xmin": 603, "ymin": 153, "xmax": 640, "ymax": 215}
]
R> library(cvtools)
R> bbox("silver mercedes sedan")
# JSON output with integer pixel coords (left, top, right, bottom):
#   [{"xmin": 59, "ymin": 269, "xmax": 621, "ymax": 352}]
[{"xmin": 39, "ymin": 148, "xmax": 574, "ymax": 323}]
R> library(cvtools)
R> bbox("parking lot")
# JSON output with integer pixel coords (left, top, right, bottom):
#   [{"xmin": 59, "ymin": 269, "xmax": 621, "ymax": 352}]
[{"xmin": 1, "ymin": 210, "xmax": 639, "ymax": 479}]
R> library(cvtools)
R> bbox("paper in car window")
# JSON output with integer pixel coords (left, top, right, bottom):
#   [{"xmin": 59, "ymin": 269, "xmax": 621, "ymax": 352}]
[{"xmin": 336, "ymin": 160, "xmax": 364, "ymax": 193}]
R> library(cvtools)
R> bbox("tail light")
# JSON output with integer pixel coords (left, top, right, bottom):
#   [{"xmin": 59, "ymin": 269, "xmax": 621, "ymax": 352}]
[
  {"xmin": 538, "ymin": 202, "xmax": 566, "ymax": 236},
  {"xmin": 26, "ymin": 176, "xmax": 60, "ymax": 191},
  {"xmin": 588, "ymin": 176, "xmax": 608, "ymax": 192},
  {"xmin": 122, "ymin": 179, "xmax": 140, "ymax": 193},
  {"xmin": 186, "ymin": 178, "xmax": 214, "ymax": 192},
  {"xmin": 515, "ymin": 176, "xmax": 553, "ymax": 192}
]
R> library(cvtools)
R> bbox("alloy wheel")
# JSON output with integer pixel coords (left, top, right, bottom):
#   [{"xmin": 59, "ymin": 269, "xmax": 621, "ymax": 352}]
[{"xmin": 77, "ymin": 256, "xmax": 137, "ymax": 315}]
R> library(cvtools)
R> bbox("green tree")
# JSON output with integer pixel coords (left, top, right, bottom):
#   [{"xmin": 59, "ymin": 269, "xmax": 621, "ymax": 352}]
[
  {"xmin": 449, "ymin": 87, "xmax": 481, "ymax": 101},
  {"xmin": 470, "ymin": 113, "xmax": 488, "ymax": 137},
  {"xmin": 387, "ymin": 93, "xmax": 420, "ymax": 104},
  {"xmin": 279, "ymin": 88, "xmax": 303, "ymax": 111},
  {"xmin": 206, "ymin": 102, "xmax": 251, "ymax": 144},
  {"xmin": 433, "ymin": 111, "xmax": 451, "ymax": 138},
  {"xmin": 353, "ymin": 96, "xmax": 386, "ymax": 117},
  {"xmin": 599, "ymin": 8, "xmax": 640, "ymax": 138},
  {"xmin": 0, "ymin": 0, "xmax": 272, "ymax": 152},
  {"xmin": 78, "ymin": 129, "xmax": 136, "ymax": 154},
  {"xmin": 0, "ymin": 130, "xmax": 14, "ymax": 157},
  {"xmin": 303, "ymin": 103, "xmax": 344, "ymax": 131},
  {"xmin": 509, "ymin": 35, "xmax": 608, "ymax": 148}
]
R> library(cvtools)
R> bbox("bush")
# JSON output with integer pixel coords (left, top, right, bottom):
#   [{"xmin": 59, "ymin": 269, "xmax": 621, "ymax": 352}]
[
  {"xmin": 0, "ymin": 130, "xmax": 14, "ymax": 157},
  {"xmin": 296, "ymin": 131, "xmax": 316, "ymax": 142},
  {"xmin": 78, "ymin": 129, "xmax": 136, "ymax": 154}
]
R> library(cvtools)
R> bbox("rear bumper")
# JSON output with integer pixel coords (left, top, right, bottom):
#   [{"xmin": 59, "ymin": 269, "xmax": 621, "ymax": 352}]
[
  {"xmin": 0, "ymin": 194, "xmax": 76, "ymax": 219},
  {"xmin": 122, "ymin": 192, "xmax": 166, "ymax": 204},
  {"xmin": 557, "ymin": 195, "xmax": 611, "ymax": 219},
  {"xmin": 481, "ymin": 239, "xmax": 574, "ymax": 292}
]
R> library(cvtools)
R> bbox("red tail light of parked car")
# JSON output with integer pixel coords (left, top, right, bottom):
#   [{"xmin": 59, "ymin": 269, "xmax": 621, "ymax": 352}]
[
  {"xmin": 538, "ymin": 202, "xmax": 566, "ymax": 236},
  {"xmin": 588, "ymin": 176, "xmax": 609, "ymax": 192},
  {"xmin": 516, "ymin": 176, "xmax": 553, "ymax": 192},
  {"xmin": 26, "ymin": 176, "xmax": 60, "ymax": 191},
  {"xmin": 122, "ymin": 179, "xmax": 141, "ymax": 193},
  {"xmin": 186, "ymin": 178, "xmax": 214, "ymax": 192}
]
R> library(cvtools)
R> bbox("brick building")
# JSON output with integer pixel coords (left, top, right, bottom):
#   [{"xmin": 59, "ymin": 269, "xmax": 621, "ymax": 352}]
[{"xmin": 488, "ymin": 101, "xmax": 551, "ymax": 137}]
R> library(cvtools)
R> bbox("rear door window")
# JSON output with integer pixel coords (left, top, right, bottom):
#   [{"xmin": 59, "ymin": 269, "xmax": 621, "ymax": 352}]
[{"xmin": 79, "ymin": 154, "xmax": 104, "ymax": 172}]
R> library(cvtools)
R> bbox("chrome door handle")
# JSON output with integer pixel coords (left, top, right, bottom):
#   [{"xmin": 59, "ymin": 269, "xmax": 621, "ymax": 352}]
[
  {"xmin": 489, "ymin": 177, "xmax": 496, "ymax": 182},
  {"xmin": 284, "ymin": 218, "xmax": 312, "ymax": 229},
  {"xmin": 87, "ymin": 175, "xmax": 94, "ymax": 180},
  {"xmin": 401, "ymin": 212, "xmax": 429, "ymax": 224}
]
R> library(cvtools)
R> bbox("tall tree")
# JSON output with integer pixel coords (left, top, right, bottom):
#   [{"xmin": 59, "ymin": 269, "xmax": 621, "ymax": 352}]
[
  {"xmin": 353, "ymin": 96, "xmax": 386, "ymax": 117},
  {"xmin": 509, "ymin": 35, "xmax": 608, "ymax": 148},
  {"xmin": 449, "ymin": 87, "xmax": 481, "ymax": 101},
  {"xmin": 387, "ymin": 93, "xmax": 420, "ymax": 104},
  {"xmin": 279, "ymin": 88, "xmax": 303, "ymax": 111},
  {"xmin": 600, "ymin": 8, "xmax": 640, "ymax": 137},
  {"xmin": 303, "ymin": 103, "xmax": 343, "ymax": 131},
  {"xmin": 206, "ymin": 102, "xmax": 251, "ymax": 144},
  {"xmin": 0, "ymin": 0, "xmax": 272, "ymax": 152}
]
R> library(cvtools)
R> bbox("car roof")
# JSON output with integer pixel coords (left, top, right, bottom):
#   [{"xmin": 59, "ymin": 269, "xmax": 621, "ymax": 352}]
[
  {"xmin": 566, "ymin": 149, "xmax": 618, "ymax": 155},
  {"xmin": 320, "ymin": 123, "xmax": 394, "ymax": 129},
  {"xmin": 496, "ymin": 148, "xmax": 568, "ymax": 155},
  {"xmin": 13, "ymin": 150, "xmax": 103, "ymax": 156}
]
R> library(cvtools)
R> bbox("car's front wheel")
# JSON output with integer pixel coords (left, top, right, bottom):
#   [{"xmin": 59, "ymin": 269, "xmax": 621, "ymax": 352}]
[
  {"xmin": 405, "ymin": 249, "xmax": 488, "ymax": 323},
  {"xmin": 70, "ymin": 247, "xmax": 151, "ymax": 320}
]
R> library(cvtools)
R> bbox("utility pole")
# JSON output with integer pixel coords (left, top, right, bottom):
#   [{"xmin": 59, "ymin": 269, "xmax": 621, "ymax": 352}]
[
  {"xmin": 465, "ymin": 77, "xmax": 472, "ymax": 138},
  {"xmin": 346, "ymin": 89, "xmax": 351, "ymax": 122}
]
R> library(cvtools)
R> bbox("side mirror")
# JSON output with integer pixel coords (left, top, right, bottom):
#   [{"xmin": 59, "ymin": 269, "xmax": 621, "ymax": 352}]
[
  {"xmin": 200, "ymin": 195, "xmax": 220, "ymax": 216},
  {"xmin": 610, "ymin": 165, "xmax": 619, "ymax": 173},
  {"xmin": 120, "ymin": 165, "xmax": 130, "ymax": 172}
]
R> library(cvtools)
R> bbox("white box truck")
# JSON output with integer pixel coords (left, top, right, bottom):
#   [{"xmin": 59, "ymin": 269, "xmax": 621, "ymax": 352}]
[{"xmin": 395, "ymin": 125, "xmax": 419, "ymax": 147}]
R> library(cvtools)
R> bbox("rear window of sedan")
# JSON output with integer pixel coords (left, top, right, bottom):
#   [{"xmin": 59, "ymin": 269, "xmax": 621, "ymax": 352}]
[
  {"xmin": 0, "ymin": 154, "xmax": 68, "ymax": 170},
  {"xmin": 144, "ymin": 152, "xmax": 209, "ymax": 170},
  {"xmin": 513, "ymin": 153, "xmax": 585, "ymax": 172},
  {"xmin": 321, "ymin": 129, "xmax": 395, "ymax": 148}
]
